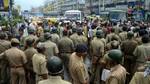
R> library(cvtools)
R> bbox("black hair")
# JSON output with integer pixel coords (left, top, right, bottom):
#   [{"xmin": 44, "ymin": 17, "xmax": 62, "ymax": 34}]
[
  {"xmin": 142, "ymin": 35, "xmax": 149, "ymax": 43},
  {"xmin": 11, "ymin": 42, "xmax": 19, "ymax": 47}
]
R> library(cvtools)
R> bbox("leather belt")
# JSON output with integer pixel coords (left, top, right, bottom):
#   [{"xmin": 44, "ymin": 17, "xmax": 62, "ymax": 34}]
[{"xmin": 11, "ymin": 65, "xmax": 23, "ymax": 68}]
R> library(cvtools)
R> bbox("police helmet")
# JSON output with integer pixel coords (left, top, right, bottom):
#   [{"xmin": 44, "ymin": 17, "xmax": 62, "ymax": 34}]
[{"xmin": 47, "ymin": 56, "xmax": 63, "ymax": 75}]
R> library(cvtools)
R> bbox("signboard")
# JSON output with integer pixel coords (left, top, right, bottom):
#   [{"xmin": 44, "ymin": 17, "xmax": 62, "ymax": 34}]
[{"xmin": 0, "ymin": 0, "xmax": 9, "ymax": 11}]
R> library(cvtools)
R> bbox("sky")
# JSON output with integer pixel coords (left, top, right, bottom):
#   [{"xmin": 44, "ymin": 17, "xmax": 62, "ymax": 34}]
[{"xmin": 15, "ymin": 0, "xmax": 46, "ymax": 10}]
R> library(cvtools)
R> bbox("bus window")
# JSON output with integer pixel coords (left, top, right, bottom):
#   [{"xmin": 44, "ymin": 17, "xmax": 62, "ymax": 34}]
[{"xmin": 64, "ymin": 10, "xmax": 83, "ymax": 22}]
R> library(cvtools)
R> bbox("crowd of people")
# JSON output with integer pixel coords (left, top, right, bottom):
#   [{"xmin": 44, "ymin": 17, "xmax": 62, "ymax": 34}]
[{"xmin": 0, "ymin": 17, "xmax": 150, "ymax": 84}]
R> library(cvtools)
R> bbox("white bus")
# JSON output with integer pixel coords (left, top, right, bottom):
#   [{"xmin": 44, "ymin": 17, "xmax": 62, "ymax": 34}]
[
  {"xmin": 109, "ymin": 10, "xmax": 127, "ymax": 22},
  {"xmin": 64, "ymin": 10, "xmax": 84, "ymax": 23}
]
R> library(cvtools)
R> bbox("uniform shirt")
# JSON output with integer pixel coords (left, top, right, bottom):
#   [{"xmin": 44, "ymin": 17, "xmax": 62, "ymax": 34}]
[
  {"xmin": 32, "ymin": 53, "xmax": 48, "ymax": 76},
  {"xmin": 119, "ymin": 32, "xmax": 127, "ymax": 41},
  {"xmin": 76, "ymin": 35, "xmax": 88, "ymax": 45},
  {"xmin": 24, "ymin": 47, "xmax": 38, "ymax": 71},
  {"xmin": 135, "ymin": 37, "xmax": 142, "ymax": 45},
  {"xmin": 106, "ymin": 64, "xmax": 126, "ymax": 84},
  {"xmin": 4, "ymin": 47, "xmax": 27, "ymax": 67},
  {"xmin": 58, "ymin": 36, "xmax": 74, "ymax": 53},
  {"xmin": 51, "ymin": 33, "xmax": 60, "ymax": 45},
  {"xmin": 130, "ymin": 72, "xmax": 150, "ymax": 84},
  {"xmin": 70, "ymin": 33, "xmax": 78, "ymax": 47},
  {"xmin": 100, "ymin": 38, "xmax": 107, "ymax": 47},
  {"xmin": 90, "ymin": 37, "xmax": 104, "ymax": 57},
  {"xmin": 106, "ymin": 33, "xmax": 120, "ymax": 43},
  {"xmin": 121, "ymin": 39, "xmax": 138, "ymax": 57},
  {"xmin": 38, "ymin": 76, "xmax": 71, "ymax": 84},
  {"xmin": 43, "ymin": 40, "xmax": 59, "ymax": 59},
  {"xmin": 69, "ymin": 53, "xmax": 89, "ymax": 84},
  {"xmin": 133, "ymin": 43, "xmax": 150, "ymax": 63},
  {"xmin": 0, "ymin": 40, "xmax": 11, "ymax": 54},
  {"xmin": 23, "ymin": 34, "xmax": 39, "ymax": 46},
  {"xmin": 24, "ymin": 47, "xmax": 38, "ymax": 62}
]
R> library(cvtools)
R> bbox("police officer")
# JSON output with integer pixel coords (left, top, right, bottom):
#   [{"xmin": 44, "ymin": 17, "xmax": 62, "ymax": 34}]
[
  {"xmin": 0, "ymin": 38, "xmax": 27, "ymax": 84},
  {"xmin": 119, "ymin": 26, "xmax": 128, "ymax": 41},
  {"xmin": 121, "ymin": 31, "xmax": 138, "ymax": 83},
  {"xmin": 106, "ymin": 28, "xmax": 120, "ymax": 43},
  {"xmin": 23, "ymin": 28, "xmax": 39, "ymax": 50},
  {"xmin": 76, "ymin": 28, "xmax": 88, "ymax": 46},
  {"xmin": 43, "ymin": 33, "xmax": 59, "ymax": 60},
  {"xmin": 58, "ymin": 30, "xmax": 74, "ymax": 80},
  {"xmin": 129, "ymin": 61, "xmax": 150, "ymax": 84},
  {"xmin": 69, "ymin": 44, "xmax": 89, "ymax": 84},
  {"xmin": 51, "ymin": 28, "xmax": 60, "ymax": 45},
  {"xmin": 105, "ymin": 49, "xmax": 126, "ymax": 84},
  {"xmin": 90, "ymin": 30, "xmax": 105, "ymax": 84},
  {"xmin": 93, "ymin": 30, "xmax": 106, "ymax": 47},
  {"xmin": 70, "ymin": 28, "xmax": 78, "ymax": 47},
  {"xmin": 38, "ymin": 56, "xmax": 71, "ymax": 84},
  {"xmin": 24, "ymin": 37, "xmax": 38, "ymax": 84},
  {"xmin": 32, "ymin": 43, "xmax": 48, "ymax": 83},
  {"xmin": 133, "ymin": 35, "xmax": 150, "ymax": 72},
  {"xmin": 106, "ymin": 35, "xmax": 120, "ymax": 51},
  {"xmin": 0, "ymin": 32, "xmax": 11, "ymax": 84}
]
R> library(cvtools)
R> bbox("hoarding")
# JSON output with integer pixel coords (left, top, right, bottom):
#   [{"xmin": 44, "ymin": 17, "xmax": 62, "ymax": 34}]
[{"xmin": 0, "ymin": 0, "xmax": 9, "ymax": 11}]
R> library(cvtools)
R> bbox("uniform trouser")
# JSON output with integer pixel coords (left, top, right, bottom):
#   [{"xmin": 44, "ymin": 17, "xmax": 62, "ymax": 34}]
[
  {"xmin": 91, "ymin": 63, "xmax": 103, "ymax": 84},
  {"xmin": 26, "ymin": 71, "xmax": 36, "ymax": 84},
  {"xmin": 124, "ymin": 58, "xmax": 136, "ymax": 84},
  {"xmin": 0, "ymin": 60, "xmax": 10, "ymax": 84},
  {"xmin": 10, "ymin": 68, "xmax": 26, "ymax": 84},
  {"xmin": 60, "ymin": 53, "xmax": 71, "ymax": 81}
]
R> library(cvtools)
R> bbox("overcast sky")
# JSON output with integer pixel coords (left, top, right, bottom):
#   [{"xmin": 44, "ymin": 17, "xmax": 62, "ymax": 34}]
[{"xmin": 15, "ymin": 0, "xmax": 46, "ymax": 10}]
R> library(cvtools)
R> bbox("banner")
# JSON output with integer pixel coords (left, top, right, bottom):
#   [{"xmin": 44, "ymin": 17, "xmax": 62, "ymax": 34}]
[{"xmin": 0, "ymin": 0, "xmax": 9, "ymax": 11}]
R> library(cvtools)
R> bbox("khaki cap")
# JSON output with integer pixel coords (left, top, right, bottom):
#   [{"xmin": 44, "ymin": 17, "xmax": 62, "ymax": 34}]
[{"xmin": 11, "ymin": 38, "xmax": 20, "ymax": 44}]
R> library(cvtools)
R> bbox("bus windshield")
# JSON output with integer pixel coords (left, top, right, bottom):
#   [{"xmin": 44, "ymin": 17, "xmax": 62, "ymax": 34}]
[
  {"xmin": 109, "ymin": 11, "xmax": 126, "ymax": 22},
  {"xmin": 109, "ymin": 12, "xmax": 121, "ymax": 20},
  {"xmin": 65, "ymin": 13, "xmax": 80, "ymax": 20}
]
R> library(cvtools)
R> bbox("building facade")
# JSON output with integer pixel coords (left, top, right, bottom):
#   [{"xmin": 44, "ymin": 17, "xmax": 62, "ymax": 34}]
[
  {"xmin": 85, "ymin": 0, "xmax": 145, "ymax": 15},
  {"xmin": 52, "ymin": 0, "xmax": 85, "ymax": 15}
]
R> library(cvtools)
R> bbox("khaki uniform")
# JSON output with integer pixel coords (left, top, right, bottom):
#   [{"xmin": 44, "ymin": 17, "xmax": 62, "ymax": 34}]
[
  {"xmin": 69, "ymin": 53, "xmax": 89, "ymax": 84},
  {"xmin": 43, "ymin": 40, "xmax": 59, "ymax": 59},
  {"xmin": 4, "ymin": 47, "xmax": 27, "ymax": 84},
  {"xmin": 121, "ymin": 39, "xmax": 138, "ymax": 83},
  {"xmin": 133, "ymin": 43, "xmax": 150, "ymax": 71},
  {"xmin": 90, "ymin": 37, "xmax": 105, "ymax": 63},
  {"xmin": 51, "ymin": 34, "xmax": 60, "ymax": 45},
  {"xmin": 58, "ymin": 36, "xmax": 74, "ymax": 67},
  {"xmin": 32, "ymin": 53, "xmax": 48, "ymax": 83},
  {"xmin": 114, "ymin": 26, "xmax": 121, "ymax": 35},
  {"xmin": 100, "ymin": 38, "xmax": 107, "ymax": 47},
  {"xmin": 58, "ymin": 36, "xmax": 74, "ymax": 80},
  {"xmin": 0, "ymin": 40, "xmax": 11, "ymax": 54},
  {"xmin": 106, "ymin": 33, "xmax": 120, "ymax": 43},
  {"xmin": 38, "ymin": 76, "xmax": 71, "ymax": 84},
  {"xmin": 119, "ymin": 32, "xmax": 127, "ymax": 41},
  {"xmin": 135, "ymin": 37, "xmax": 142, "ymax": 45},
  {"xmin": 93, "ymin": 37, "xmax": 106, "ymax": 47},
  {"xmin": 106, "ymin": 40, "xmax": 119, "ymax": 51},
  {"xmin": 70, "ymin": 33, "xmax": 79, "ymax": 47},
  {"xmin": 130, "ymin": 72, "xmax": 150, "ymax": 84},
  {"xmin": 76, "ymin": 35, "xmax": 88, "ymax": 45},
  {"xmin": 23, "ymin": 35, "xmax": 39, "ymax": 49},
  {"xmin": 90, "ymin": 37, "xmax": 105, "ymax": 84},
  {"xmin": 106, "ymin": 64, "xmax": 126, "ymax": 84},
  {"xmin": 0, "ymin": 40, "xmax": 11, "ymax": 84},
  {"xmin": 24, "ymin": 47, "xmax": 38, "ymax": 84}
]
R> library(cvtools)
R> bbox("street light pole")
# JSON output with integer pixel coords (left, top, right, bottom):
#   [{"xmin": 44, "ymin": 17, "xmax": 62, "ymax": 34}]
[
  {"xmin": 98, "ymin": 0, "xmax": 101, "ymax": 15},
  {"xmin": 102, "ymin": 0, "xmax": 105, "ymax": 11},
  {"xmin": 9, "ymin": 0, "xmax": 13, "ymax": 33}
]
